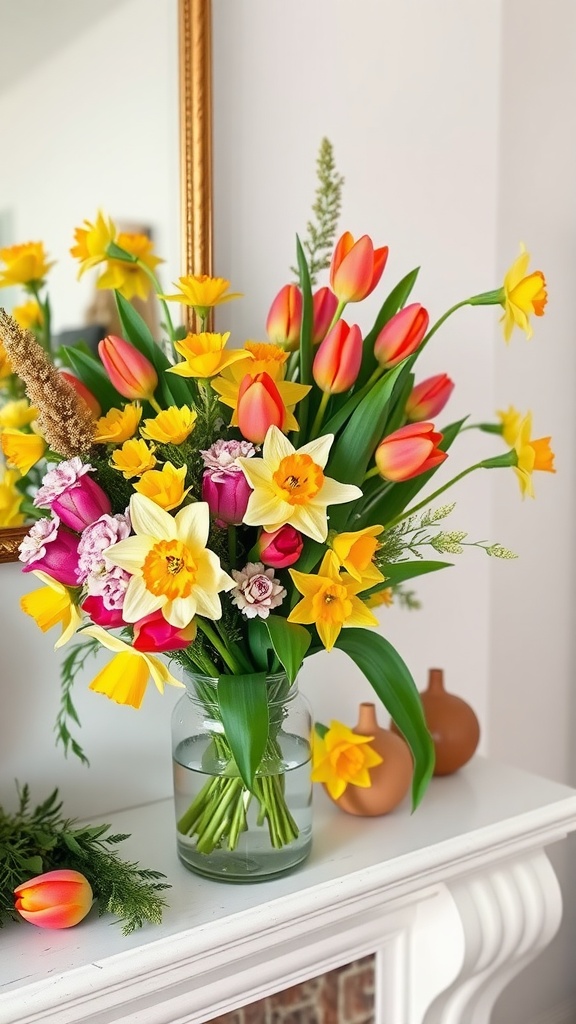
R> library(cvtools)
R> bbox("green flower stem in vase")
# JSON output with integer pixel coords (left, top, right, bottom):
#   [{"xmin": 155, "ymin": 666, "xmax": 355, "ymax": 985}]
[{"xmin": 171, "ymin": 672, "xmax": 313, "ymax": 882}]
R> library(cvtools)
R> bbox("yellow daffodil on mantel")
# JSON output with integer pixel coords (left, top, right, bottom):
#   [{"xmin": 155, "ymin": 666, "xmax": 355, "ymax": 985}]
[{"xmin": 3, "ymin": 145, "xmax": 556, "ymax": 877}]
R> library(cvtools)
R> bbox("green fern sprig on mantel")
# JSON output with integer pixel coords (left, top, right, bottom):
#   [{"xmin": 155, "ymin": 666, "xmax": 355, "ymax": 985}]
[
  {"xmin": 291, "ymin": 137, "xmax": 344, "ymax": 286},
  {"xmin": 0, "ymin": 786, "xmax": 171, "ymax": 935}
]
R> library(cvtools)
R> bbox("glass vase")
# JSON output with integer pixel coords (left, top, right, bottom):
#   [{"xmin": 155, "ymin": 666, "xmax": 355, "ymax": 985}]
[{"xmin": 171, "ymin": 671, "xmax": 313, "ymax": 882}]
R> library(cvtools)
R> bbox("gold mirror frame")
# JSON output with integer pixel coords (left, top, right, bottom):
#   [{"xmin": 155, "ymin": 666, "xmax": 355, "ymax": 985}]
[{"xmin": 0, "ymin": 0, "xmax": 213, "ymax": 565}]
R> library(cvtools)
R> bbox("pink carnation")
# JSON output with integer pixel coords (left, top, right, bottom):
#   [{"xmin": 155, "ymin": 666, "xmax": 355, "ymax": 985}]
[
  {"xmin": 200, "ymin": 439, "xmax": 256, "ymax": 479},
  {"xmin": 230, "ymin": 561, "xmax": 286, "ymax": 619},
  {"xmin": 77, "ymin": 511, "xmax": 131, "ymax": 610},
  {"xmin": 34, "ymin": 457, "xmax": 94, "ymax": 507},
  {"xmin": 18, "ymin": 515, "xmax": 61, "ymax": 565}
]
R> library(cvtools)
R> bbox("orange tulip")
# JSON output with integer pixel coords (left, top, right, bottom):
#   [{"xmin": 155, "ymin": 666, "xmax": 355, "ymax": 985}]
[
  {"xmin": 98, "ymin": 335, "xmax": 158, "ymax": 401},
  {"xmin": 374, "ymin": 304, "xmax": 429, "ymax": 368},
  {"xmin": 405, "ymin": 374, "xmax": 454, "ymax": 422},
  {"xmin": 330, "ymin": 232, "xmax": 388, "ymax": 303},
  {"xmin": 237, "ymin": 371, "xmax": 286, "ymax": 443},
  {"xmin": 14, "ymin": 869, "xmax": 93, "ymax": 929},
  {"xmin": 375, "ymin": 422, "xmax": 447, "ymax": 482},
  {"xmin": 313, "ymin": 320, "xmax": 362, "ymax": 394},
  {"xmin": 266, "ymin": 284, "xmax": 302, "ymax": 350},
  {"xmin": 59, "ymin": 371, "xmax": 101, "ymax": 418},
  {"xmin": 312, "ymin": 287, "xmax": 339, "ymax": 344}
]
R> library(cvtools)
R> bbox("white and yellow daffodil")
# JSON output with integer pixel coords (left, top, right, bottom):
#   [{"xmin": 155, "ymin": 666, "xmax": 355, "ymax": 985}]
[
  {"xmin": 83, "ymin": 626, "xmax": 183, "ymax": 709},
  {"xmin": 104, "ymin": 493, "xmax": 235, "ymax": 628},
  {"xmin": 238, "ymin": 425, "xmax": 362, "ymax": 544}
]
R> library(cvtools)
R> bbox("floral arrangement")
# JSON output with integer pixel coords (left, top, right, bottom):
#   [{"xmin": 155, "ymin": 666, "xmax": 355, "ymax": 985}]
[{"xmin": 0, "ymin": 149, "xmax": 554, "ymax": 860}]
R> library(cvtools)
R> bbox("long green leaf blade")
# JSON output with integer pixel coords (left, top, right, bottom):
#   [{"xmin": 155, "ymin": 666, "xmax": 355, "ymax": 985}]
[
  {"xmin": 335, "ymin": 629, "xmax": 435, "ymax": 808},
  {"xmin": 218, "ymin": 673, "xmax": 269, "ymax": 790},
  {"xmin": 364, "ymin": 559, "xmax": 453, "ymax": 595},
  {"xmin": 265, "ymin": 616, "xmax": 311, "ymax": 684},
  {"xmin": 59, "ymin": 346, "xmax": 122, "ymax": 413}
]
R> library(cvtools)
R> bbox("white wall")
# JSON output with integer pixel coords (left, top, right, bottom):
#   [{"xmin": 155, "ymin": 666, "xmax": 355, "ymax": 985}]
[
  {"xmin": 490, "ymin": 2, "xmax": 576, "ymax": 1021},
  {"xmin": 212, "ymin": 0, "xmax": 502, "ymax": 737}
]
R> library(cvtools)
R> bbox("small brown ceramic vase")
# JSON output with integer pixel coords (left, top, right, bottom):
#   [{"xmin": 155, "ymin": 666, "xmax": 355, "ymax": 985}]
[
  {"xmin": 330, "ymin": 702, "xmax": 413, "ymax": 816},
  {"xmin": 419, "ymin": 668, "xmax": 480, "ymax": 776}
]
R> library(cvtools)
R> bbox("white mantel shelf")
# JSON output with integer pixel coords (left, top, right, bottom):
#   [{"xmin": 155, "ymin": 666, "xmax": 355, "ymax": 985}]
[{"xmin": 2, "ymin": 757, "xmax": 576, "ymax": 1024}]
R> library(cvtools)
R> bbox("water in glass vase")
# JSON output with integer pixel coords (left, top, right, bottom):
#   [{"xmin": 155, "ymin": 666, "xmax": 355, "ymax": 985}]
[{"xmin": 173, "ymin": 732, "xmax": 313, "ymax": 881}]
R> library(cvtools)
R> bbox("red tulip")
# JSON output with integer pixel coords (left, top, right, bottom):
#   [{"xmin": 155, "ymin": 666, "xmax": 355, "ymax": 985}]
[
  {"xmin": 375, "ymin": 422, "xmax": 447, "ymax": 482},
  {"xmin": 133, "ymin": 611, "xmax": 196, "ymax": 652},
  {"xmin": 330, "ymin": 232, "xmax": 388, "ymax": 303},
  {"xmin": 51, "ymin": 475, "xmax": 111, "ymax": 532},
  {"xmin": 374, "ymin": 304, "xmax": 429, "ymax": 368},
  {"xmin": 265, "ymin": 284, "xmax": 302, "ymax": 350},
  {"xmin": 202, "ymin": 467, "xmax": 252, "ymax": 527},
  {"xmin": 313, "ymin": 320, "xmax": 362, "ymax": 394},
  {"xmin": 98, "ymin": 335, "xmax": 158, "ymax": 401},
  {"xmin": 312, "ymin": 287, "xmax": 338, "ymax": 344},
  {"xmin": 59, "ymin": 371, "xmax": 101, "ymax": 418},
  {"xmin": 14, "ymin": 869, "xmax": 93, "ymax": 929},
  {"xmin": 237, "ymin": 372, "xmax": 285, "ymax": 443},
  {"xmin": 82, "ymin": 595, "xmax": 126, "ymax": 628},
  {"xmin": 257, "ymin": 524, "xmax": 303, "ymax": 568},
  {"xmin": 406, "ymin": 374, "xmax": 455, "ymax": 422},
  {"xmin": 20, "ymin": 522, "xmax": 80, "ymax": 587}
]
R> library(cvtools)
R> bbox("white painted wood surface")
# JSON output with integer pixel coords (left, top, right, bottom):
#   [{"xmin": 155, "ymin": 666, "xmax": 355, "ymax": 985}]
[{"xmin": 1, "ymin": 757, "xmax": 575, "ymax": 1024}]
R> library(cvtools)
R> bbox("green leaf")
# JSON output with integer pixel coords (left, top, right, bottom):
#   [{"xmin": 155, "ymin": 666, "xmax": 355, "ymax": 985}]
[
  {"xmin": 335, "ymin": 629, "xmax": 435, "ymax": 808},
  {"xmin": 106, "ymin": 241, "xmax": 138, "ymax": 263},
  {"xmin": 247, "ymin": 618, "xmax": 274, "ymax": 671},
  {"xmin": 364, "ymin": 559, "xmax": 453, "ymax": 595},
  {"xmin": 265, "ymin": 616, "xmax": 311, "ymax": 684},
  {"xmin": 114, "ymin": 292, "xmax": 192, "ymax": 408},
  {"xmin": 59, "ymin": 346, "xmax": 122, "ymax": 413},
  {"xmin": 296, "ymin": 235, "xmax": 314, "ymax": 387},
  {"xmin": 357, "ymin": 267, "xmax": 420, "ymax": 386},
  {"xmin": 314, "ymin": 722, "xmax": 329, "ymax": 739},
  {"xmin": 218, "ymin": 673, "xmax": 269, "ymax": 790},
  {"xmin": 360, "ymin": 417, "xmax": 468, "ymax": 528}
]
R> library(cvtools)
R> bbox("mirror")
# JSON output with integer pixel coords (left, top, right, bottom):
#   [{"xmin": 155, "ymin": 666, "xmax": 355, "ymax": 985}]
[{"xmin": 0, "ymin": 0, "xmax": 212, "ymax": 562}]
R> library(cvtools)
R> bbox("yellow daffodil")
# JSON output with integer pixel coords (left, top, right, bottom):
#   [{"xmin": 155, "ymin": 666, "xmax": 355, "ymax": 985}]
[
  {"xmin": 501, "ymin": 244, "xmax": 547, "ymax": 342},
  {"xmin": 160, "ymin": 275, "xmax": 242, "ymax": 318},
  {"xmin": 20, "ymin": 570, "xmax": 82, "ymax": 649},
  {"xmin": 12, "ymin": 300, "xmax": 43, "ymax": 331},
  {"xmin": 365, "ymin": 587, "xmax": 394, "ymax": 609},
  {"xmin": 311, "ymin": 720, "xmax": 383, "ymax": 800},
  {"xmin": 104, "ymin": 492, "xmax": 235, "ymax": 628},
  {"xmin": 83, "ymin": 626, "xmax": 183, "ymax": 710},
  {"xmin": 238, "ymin": 426, "xmax": 361, "ymax": 544},
  {"xmin": 70, "ymin": 211, "xmax": 117, "ymax": 276},
  {"xmin": 513, "ymin": 413, "xmax": 555, "ymax": 498},
  {"xmin": 288, "ymin": 550, "xmax": 378, "ymax": 651},
  {"xmin": 0, "ymin": 339, "xmax": 13, "ymax": 380},
  {"xmin": 94, "ymin": 404, "xmax": 142, "ymax": 444},
  {"xmin": 1, "ymin": 429, "xmax": 47, "ymax": 475},
  {"xmin": 96, "ymin": 232, "xmax": 163, "ymax": 301},
  {"xmin": 212, "ymin": 342, "xmax": 310, "ymax": 433},
  {"xmin": 133, "ymin": 462, "xmax": 190, "ymax": 510},
  {"xmin": 169, "ymin": 332, "xmax": 251, "ymax": 379},
  {"xmin": 330, "ymin": 525, "xmax": 385, "ymax": 586},
  {"xmin": 497, "ymin": 405, "xmax": 523, "ymax": 446},
  {"xmin": 110, "ymin": 438, "xmax": 157, "ymax": 479},
  {"xmin": 0, "ymin": 468, "xmax": 24, "ymax": 526},
  {"xmin": 140, "ymin": 406, "xmax": 197, "ymax": 444},
  {"xmin": 0, "ymin": 399, "xmax": 38, "ymax": 430},
  {"xmin": 0, "ymin": 242, "xmax": 54, "ymax": 288}
]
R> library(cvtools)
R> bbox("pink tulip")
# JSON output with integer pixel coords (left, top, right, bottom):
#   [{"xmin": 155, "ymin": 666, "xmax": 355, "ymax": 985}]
[
  {"xmin": 406, "ymin": 374, "xmax": 455, "ymax": 422},
  {"xmin": 237, "ymin": 372, "xmax": 285, "ymax": 443},
  {"xmin": 20, "ymin": 520, "xmax": 80, "ymax": 587},
  {"xmin": 313, "ymin": 320, "xmax": 362, "ymax": 394},
  {"xmin": 82, "ymin": 595, "xmax": 127, "ymax": 628},
  {"xmin": 257, "ymin": 525, "xmax": 303, "ymax": 568},
  {"xmin": 202, "ymin": 467, "xmax": 252, "ymax": 527},
  {"xmin": 330, "ymin": 232, "xmax": 388, "ymax": 304},
  {"xmin": 266, "ymin": 284, "xmax": 302, "ymax": 350},
  {"xmin": 133, "ymin": 611, "xmax": 196, "ymax": 652},
  {"xmin": 375, "ymin": 422, "xmax": 447, "ymax": 482},
  {"xmin": 374, "ymin": 304, "xmax": 429, "ymax": 368},
  {"xmin": 14, "ymin": 869, "xmax": 93, "ymax": 929},
  {"xmin": 51, "ymin": 475, "xmax": 112, "ymax": 532},
  {"xmin": 59, "ymin": 371, "xmax": 101, "ymax": 418},
  {"xmin": 312, "ymin": 287, "xmax": 338, "ymax": 345},
  {"xmin": 98, "ymin": 334, "xmax": 158, "ymax": 401}
]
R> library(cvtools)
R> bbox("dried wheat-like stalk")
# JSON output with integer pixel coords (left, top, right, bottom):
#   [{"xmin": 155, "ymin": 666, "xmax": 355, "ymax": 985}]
[{"xmin": 0, "ymin": 308, "xmax": 95, "ymax": 458}]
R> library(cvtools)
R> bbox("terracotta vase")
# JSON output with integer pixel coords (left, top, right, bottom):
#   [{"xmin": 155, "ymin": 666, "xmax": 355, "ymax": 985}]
[
  {"xmin": 330, "ymin": 702, "xmax": 413, "ymax": 816},
  {"xmin": 419, "ymin": 668, "xmax": 480, "ymax": 776}
]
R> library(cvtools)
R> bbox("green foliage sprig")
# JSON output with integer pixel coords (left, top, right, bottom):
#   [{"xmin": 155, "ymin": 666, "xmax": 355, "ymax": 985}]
[
  {"xmin": 292, "ymin": 138, "xmax": 344, "ymax": 286},
  {"xmin": 56, "ymin": 637, "xmax": 101, "ymax": 765},
  {"xmin": 377, "ymin": 503, "xmax": 517, "ymax": 565},
  {"xmin": 0, "ymin": 786, "xmax": 170, "ymax": 935}
]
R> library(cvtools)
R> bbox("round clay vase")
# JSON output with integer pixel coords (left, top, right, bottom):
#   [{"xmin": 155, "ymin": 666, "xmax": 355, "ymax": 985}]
[
  {"xmin": 419, "ymin": 668, "xmax": 480, "ymax": 776},
  {"xmin": 330, "ymin": 702, "xmax": 413, "ymax": 816}
]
